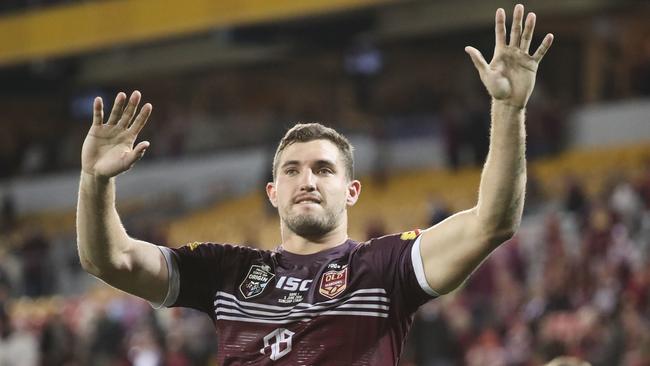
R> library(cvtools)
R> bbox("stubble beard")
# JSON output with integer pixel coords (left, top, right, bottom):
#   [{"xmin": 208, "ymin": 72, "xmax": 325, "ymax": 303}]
[{"xmin": 283, "ymin": 204, "xmax": 343, "ymax": 238}]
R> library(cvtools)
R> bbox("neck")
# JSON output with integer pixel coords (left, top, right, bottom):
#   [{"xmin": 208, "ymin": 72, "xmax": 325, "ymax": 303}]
[{"xmin": 280, "ymin": 217, "xmax": 349, "ymax": 255}]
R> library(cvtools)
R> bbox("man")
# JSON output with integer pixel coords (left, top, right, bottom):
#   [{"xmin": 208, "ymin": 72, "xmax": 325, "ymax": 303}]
[{"xmin": 77, "ymin": 4, "xmax": 553, "ymax": 365}]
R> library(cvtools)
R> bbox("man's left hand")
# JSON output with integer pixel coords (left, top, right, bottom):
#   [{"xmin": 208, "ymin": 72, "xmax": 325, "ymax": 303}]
[{"xmin": 465, "ymin": 4, "xmax": 554, "ymax": 108}]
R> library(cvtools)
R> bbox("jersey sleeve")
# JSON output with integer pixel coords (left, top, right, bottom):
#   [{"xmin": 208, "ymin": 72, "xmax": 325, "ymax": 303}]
[
  {"xmin": 364, "ymin": 231, "xmax": 439, "ymax": 313},
  {"xmin": 155, "ymin": 242, "xmax": 256, "ymax": 313}
]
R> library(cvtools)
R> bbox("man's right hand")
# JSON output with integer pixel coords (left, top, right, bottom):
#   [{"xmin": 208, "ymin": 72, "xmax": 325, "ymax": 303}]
[
  {"xmin": 77, "ymin": 90, "xmax": 168, "ymax": 306},
  {"xmin": 81, "ymin": 91, "xmax": 152, "ymax": 179}
]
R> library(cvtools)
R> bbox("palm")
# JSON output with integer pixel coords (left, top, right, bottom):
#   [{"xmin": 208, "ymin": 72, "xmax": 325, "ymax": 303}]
[
  {"xmin": 83, "ymin": 126, "xmax": 137, "ymax": 177},
  {"xmin": 81, "ymin": 91, "xmax": 152, "ymax": 179},
  {"xmin": 466, "ymin": 5, "xmax": 553, "ymax": 108}
]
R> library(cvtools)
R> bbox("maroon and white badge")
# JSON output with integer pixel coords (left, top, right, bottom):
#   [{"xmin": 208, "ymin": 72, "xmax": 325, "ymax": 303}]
[{"xmin": 319, "ymin": 266, "xmax": 348, "ymax": 299}]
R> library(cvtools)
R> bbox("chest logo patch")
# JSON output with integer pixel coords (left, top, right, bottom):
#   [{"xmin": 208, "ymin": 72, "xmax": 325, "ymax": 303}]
[
  {"xmin": 319, "ymin": 266, "xmax": 348, "ymax": 299},
  {"xmin": 239, "ymin": 265, "xmax": 275, "ymax": 299}
]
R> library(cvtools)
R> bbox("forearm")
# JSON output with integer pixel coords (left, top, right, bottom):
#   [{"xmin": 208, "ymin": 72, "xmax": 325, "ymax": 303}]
[
  {"xmin": 475, "ymin": 100, "xmax": 526, "ymax": 241},
  {"xmin": 76, "ymin": 172, "xmax": 133, "ymax": 276}
]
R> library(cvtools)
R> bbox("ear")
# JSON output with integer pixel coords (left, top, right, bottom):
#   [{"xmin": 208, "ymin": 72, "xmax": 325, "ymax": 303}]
[
  {"xmin": 266, "ymin": 182, "xmax": 278, "ymax": 208},
  {"xmin": 346, "ymin": 180, "xmax": 362, "ymax": 207}
]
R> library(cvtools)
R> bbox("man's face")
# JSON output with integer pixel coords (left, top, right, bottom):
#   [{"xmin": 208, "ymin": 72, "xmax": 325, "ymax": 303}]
[{"xmin": 267, "ymin": 139, "xmax": 360, "ymax": 238}]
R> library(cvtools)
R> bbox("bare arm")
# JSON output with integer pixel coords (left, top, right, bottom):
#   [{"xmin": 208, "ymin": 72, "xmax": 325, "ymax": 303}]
[
  {"xmin": 418, "ymin": 4, "xmax": 554, "ymax": 294},
  {"xmin": 77, "ymin": 91, "xmax": 168, "ymax": 304}
]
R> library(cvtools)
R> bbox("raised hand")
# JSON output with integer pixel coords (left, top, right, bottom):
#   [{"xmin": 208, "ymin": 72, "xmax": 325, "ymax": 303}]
[
  {"xmin": 465, "ymin": 4, "xmax": 554, "ymax": 108},
  {"xmin": 81, "ymin": 91, "xmax": 152, "ymax": 179}
]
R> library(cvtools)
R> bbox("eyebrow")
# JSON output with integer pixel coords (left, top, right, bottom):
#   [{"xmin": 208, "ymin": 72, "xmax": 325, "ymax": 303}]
[{"xmin": 280, "ymin": 159, "xmax": 337, "ymax": 169}]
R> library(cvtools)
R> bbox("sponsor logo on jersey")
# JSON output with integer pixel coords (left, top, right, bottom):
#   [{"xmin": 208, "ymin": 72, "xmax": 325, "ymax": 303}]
[
  {"xmin": 319, "ymin": 266, "xmax": 348, "ymax": 299},
  {"xmin": 239, "ymin": 265, "xmax": 275, "ymax": 299},
  {"xmin": 276, "ymin": 276, "xmax": 312, "ymax": 292},
  {"xmin": 188, "ymin": 241, "xmax": 203, "ymax": 251},
  {"xmin": 400, "ymin": 229, "xmax": 421, "ymax": 241}
]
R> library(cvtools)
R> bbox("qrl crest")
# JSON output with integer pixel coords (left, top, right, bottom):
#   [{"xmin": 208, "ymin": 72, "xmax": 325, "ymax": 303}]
[
  {"xmin": 239, "ymin": 265, "xmax": 275, "ymax": 299},
  {"xmin": 319, "ymin": 266, "xmax": 348, "ymax": 299}
]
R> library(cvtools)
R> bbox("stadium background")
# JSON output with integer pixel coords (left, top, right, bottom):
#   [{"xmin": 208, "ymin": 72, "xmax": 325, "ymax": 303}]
[{"xmin": 0, "ymin": 0, "xmax": 649, "ymax": 365}]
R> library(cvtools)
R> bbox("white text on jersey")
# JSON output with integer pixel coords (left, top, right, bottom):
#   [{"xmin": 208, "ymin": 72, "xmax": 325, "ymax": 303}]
[{"xmin": 276, "ymin": 276, "xmax": 312, "ymax": 291}]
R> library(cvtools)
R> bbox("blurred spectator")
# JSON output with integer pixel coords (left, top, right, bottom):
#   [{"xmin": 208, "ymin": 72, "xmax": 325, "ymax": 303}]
[
  {"xmin": 525, "ymin": 173, "xmax": 546, "ymax": 215},
  {"xmin": 20, "ymin": 231, "xmax": 54, "ymax": 298},
  {"xmin": 87, "ymin": 307, "xmax": 128, "ymax": 365},
  {"xmin": 564, "ymin": 176, "xmax": 589, "ymax": 220},
  {"xmin": 464, "ymin": 327, "xmax": 507, "ymax": 366},
  {"xmin": 410, "ymin": 301, "xmax": 461, "ymax": 366},
  {"xmin": 635, "ymin": 158, "xmax": 650, "ymax": 209},
  {"xmin": 127, "ymin": 325, "xmax": 163, "ymax": 366},
  {"xmin": 1, "ymin": 190, "xmax": 16, "ymax": 232},
  {"xmin": 39, "ymin": 313, "xmax": 78, "ymax": 366},
  {"xmin": 0, "ymin": 304, "xmax": 39, "ymax": 366},
  {"xmin": 439, "ymin": 98, "xmax": 464, "ymax": 170},
  {"xmin": 0, "ymin": 265, "xmax": 11, "ymax": 304},
  {"xmin": 582, "ymin": 203, "xmax": 613, "ymax": 259},
  {"xmin": 464, "ymin": 95, "xmax": 490, "ymax": 167},
  {"xmin": 526, "ymin": 88, "xmax": 567, "ymax": 159},
  {"xmin": 610, "ymin": 177, "xmax": 643, "ymax": 234}
]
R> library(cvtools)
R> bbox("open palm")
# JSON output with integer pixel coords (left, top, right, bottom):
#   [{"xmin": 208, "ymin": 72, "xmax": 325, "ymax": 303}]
[
  {"xmin": 81, "ymin": 91, "xmax": 152, "ymax": 179},
  {"xmin": 465, "ymin": 4, "xmax": 554, "ymax": 108}
]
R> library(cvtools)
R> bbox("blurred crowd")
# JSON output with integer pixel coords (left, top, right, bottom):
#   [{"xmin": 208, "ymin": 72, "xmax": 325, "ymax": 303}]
[
  {"xmin": 0, "ymin": 290, "xmax": 218, "ymax": 366},
  {"xmin": 404, "ymin": 163, "xmax": 650, "ymax": 366}
]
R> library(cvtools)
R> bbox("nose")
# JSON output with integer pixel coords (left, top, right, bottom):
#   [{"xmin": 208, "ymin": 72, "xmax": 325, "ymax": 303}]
[{"xmin": 299, "ymin": 169, "xmax": 316, "ymax": 191}]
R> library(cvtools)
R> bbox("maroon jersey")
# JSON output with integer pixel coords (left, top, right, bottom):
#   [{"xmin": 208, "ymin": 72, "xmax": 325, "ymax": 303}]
[{"xmin": 158, "ymin": 231, "xmax": 438, "ymax": 365}]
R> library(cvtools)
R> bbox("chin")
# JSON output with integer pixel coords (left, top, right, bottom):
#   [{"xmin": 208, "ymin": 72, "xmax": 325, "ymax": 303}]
[
  {"xmin": 285, "ymin": 215, "xmax": 333, "ymax": 237},
  {"xmin": 292, "ymin": 224, "xmax": 331, "ymax": 238}
]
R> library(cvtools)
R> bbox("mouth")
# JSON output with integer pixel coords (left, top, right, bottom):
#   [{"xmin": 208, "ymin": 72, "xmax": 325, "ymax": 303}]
[{"xmin": 294, "ymin": 196, "xmax": 322, "ymax": 205}]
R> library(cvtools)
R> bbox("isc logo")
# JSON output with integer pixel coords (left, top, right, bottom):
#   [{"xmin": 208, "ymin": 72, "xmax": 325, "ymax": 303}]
[{"xmin": 276, "ymin": 276, "xmax": 312, "ymax": 291}]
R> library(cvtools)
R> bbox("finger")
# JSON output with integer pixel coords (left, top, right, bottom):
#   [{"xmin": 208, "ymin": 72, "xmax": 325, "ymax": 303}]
[
  {"xmin": 128, "ymin": 103, "xmax": 153, "ymax": 136},
  {"xmin": 106, "ymin": 92, "xmax": 127, "ymax": 125},
  {"xmin": 93, "ymin": 97, "xmax": 103, "ymax": 126},
  {"xmin": 532, "ymin": 33, "xmax": 554, "ymax": 62},
  {"xmin": 495, "ymin": 8, "xmax": 506, "ymax": 48},
  {"xmin": 125, "ymin": 141, "xmax": 150, "ymax": 169},
  {"xmin": 117, "ymin": 91, "xmax": 141, "ymax": 128},
  {"xmin": 133, "ymin": 141, "xmax": 150, "ymax": 156},
  {"xmin": 509, "ymin": 4, "xmax": 524, "ymax": 47},
  {"xmin": 465, "ymin": 46, "xmax": 489, "ymax": 75},
  {"xmin": 520, "ymin": 12, "xmax": 536, "ymax": 53}
]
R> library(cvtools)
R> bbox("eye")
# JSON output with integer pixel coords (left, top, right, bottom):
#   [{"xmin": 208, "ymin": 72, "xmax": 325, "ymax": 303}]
[
  {"xmin": 317, "ymin": 167, "xmax": 334, "ymax": 175},
  {"xmin": 284, "ymin": 168, "xmax": 298, "ymax": 176}
]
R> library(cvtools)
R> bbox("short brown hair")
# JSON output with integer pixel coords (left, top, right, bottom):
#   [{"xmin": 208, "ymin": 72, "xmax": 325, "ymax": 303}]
[{"xmin": 272, "ymin": 123, "xmax": 354, "ymax": 181}]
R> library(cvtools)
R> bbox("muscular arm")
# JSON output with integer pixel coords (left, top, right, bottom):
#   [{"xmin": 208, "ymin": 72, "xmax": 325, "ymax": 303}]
[
  {"xmin": 419, "ymin": 102, "xmax": 525, "ymax": 294},
  {"xmin": 76, "ymin": 91, "xmax": 168, "ymax": 304},
  {"xmin": 418, "ymin": 4, "xmax": 553, "ymax": 294},
  {"xmin": 476, "ymin": 101, "xmax": 527, "ymax": 238},
  {"xmin": 77, "ymin": 173, "xmax": 168, "ymax": 304}
]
